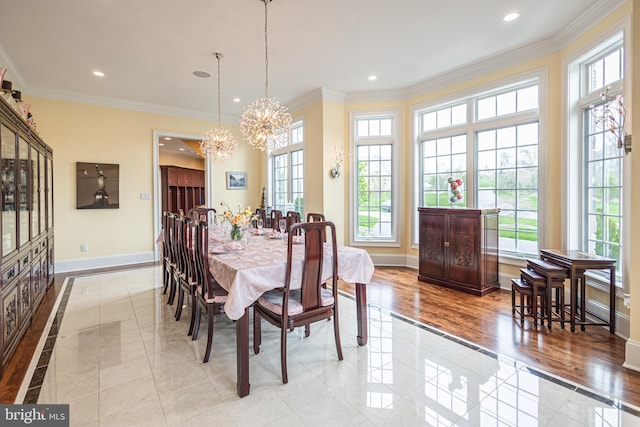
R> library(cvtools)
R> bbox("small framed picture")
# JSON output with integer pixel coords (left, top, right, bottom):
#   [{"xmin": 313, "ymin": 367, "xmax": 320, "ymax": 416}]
[{"xmin": 226, "ymin": 171, "xmax": 247, "ymax": 190}]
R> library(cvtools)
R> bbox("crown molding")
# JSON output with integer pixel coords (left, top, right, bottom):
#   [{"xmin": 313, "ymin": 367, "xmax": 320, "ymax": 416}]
[
  {"xmin": 25, "ymin": 85, "xmax": 240, "ymax": 123},
  {"xmin": 345, "ymin": 88, "xmax": 408, "ymax": 104},
  {"xmin": 0, "ymin": 42, "xmax": 26, "ymax": 89},
  {"xmin": 556, "ymin": 0, "xmax": 627, "ymax": 44},
  {"xmin": 285, "ymin": 87, "xmax": 346, "ymax": 112}
]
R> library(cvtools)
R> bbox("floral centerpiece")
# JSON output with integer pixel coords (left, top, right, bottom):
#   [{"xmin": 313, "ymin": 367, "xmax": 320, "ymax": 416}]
[{"xmin": 219, "ymin": 202, "xmax": 255, "ymax": 241}]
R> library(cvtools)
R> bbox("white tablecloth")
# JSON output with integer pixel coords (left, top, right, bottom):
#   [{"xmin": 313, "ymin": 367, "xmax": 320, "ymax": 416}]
[{"xmin": 207, "ymin": 231, "xmax": 375, "ymax": 320}]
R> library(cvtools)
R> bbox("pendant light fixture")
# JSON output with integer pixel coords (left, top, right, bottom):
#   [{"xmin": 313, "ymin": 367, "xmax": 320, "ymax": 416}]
[
  {"xmin": 240, "ymin": 0, "xmax": 292, "ymax": 152},
  {"xmin": 199, "ymin": 52, "xmax": 238, "ymax": 162}
]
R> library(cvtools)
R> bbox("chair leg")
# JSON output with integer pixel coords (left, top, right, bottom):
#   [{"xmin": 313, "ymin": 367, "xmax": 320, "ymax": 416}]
[
  {"xmin": 175, "ymin": 286, "xmax": 184, "ymax": 320},
  {"xmin": 281, "ymin": 324, "xmax": 288, "ymax": 384},
  {"xmin": 203, "ymin": 304, "xmax": 214, "ymax": 363},
  {"xmin": 167, "ymin": 272, "xmax": 178, "ymax": 305},
  {"xmin": 188, "ymin": 291, "xmax": 197, "ymax": 336},
  {"xmin": 333, "ymin": 309, "xmax": 343, "ymax": 361},
  {"xmin": 162, "ymin": 263, "xmax": 169, "ymax": 294},
  {"xmin": 304, "ymin": 324, "xmax": 310, "ymax": 337},
  {"xmin": 253, "ymin": 311, "xmax": 262, "ymax": 354},
  {"xmin": 192, "ymin": 304, "xmax": 201, "ymax": 341}
]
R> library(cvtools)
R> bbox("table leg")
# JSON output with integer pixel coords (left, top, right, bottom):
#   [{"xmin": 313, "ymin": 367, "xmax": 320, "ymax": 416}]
[
  {"xmin": 236, "ymin": 308, "xmax": 250, "ymax": 397},
  {"xmin": 355, "ymin": 282, "xmax": 368, "ymax": 346},
  {"xmin": 546, "ymin": 277, "xmax": 552, "ymax": 328},
  {"xmin": 570, "ymin": 271, "xmax": 577, "ymax": 332},
  {"xmin": 609, "ymin": 266, "xmax": 616, "ymax": 334},
  {"xmin": 578, "ymin": 270, "xmax": 586, "ymax": 331}
]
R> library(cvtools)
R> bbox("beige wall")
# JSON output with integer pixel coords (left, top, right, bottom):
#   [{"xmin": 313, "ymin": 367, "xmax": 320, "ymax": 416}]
[{"xmin": 25, "ymin": 97, "xmax": 260, "ymax": 264}]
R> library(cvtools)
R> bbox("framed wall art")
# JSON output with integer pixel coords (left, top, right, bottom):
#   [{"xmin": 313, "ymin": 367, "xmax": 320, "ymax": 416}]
[
  {"xmin": 76, "ymin": 162, "xmax": 120, "ymax": 209},
  {"xmin": 226, "ymin": 171, "xmax": 247, "ymax": 190}
]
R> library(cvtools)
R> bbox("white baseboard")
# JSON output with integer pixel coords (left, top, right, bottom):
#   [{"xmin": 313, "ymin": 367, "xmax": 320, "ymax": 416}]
[
  {"xmin": 55, "ymin": 251, "xmax": 155, "ymax": 273},
  {"xmin": 369, "ymin": 253, "xmax": 419, "ymax": 269},
  {"xmin": 623, "ymin": 339, "xmax": 640, "ymax": 372}
]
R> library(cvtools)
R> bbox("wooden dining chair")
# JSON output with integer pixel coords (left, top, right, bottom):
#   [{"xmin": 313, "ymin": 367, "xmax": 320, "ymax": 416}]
[
  {"xmin": 306, "ymin": 212, "xmax": 325, "ymax": 222},
  {"xmin": 165, "ymin": 213, "xmax": 180, "ymax": 306},
  {"xmin": 192, "ymin": 220, "xmax": 229, "ymax": 363},
  {"xmin": 187, "ymin": 206, "xmax": 217, "ymax": 224},
  {"xmin": 174, "ymin": 216, "xmax": 200, "ymax": 336},
  {"xmin": 285, "ymin": 211, "xmax": 301, "ymax": 233},
  {"xmin": 271, "ymin": 209, "xmax": 283, "ymax": 231},
  {"xmin": 161, "ymin": 211, "xmax": 173, "ymax": 296},
  {"xmin": 255, "ymin": 208, "xmax": 267, "ymax": 228},
  {"xmin": 253, "ymin": 221, "xmax": 343, "ymax": 384}
]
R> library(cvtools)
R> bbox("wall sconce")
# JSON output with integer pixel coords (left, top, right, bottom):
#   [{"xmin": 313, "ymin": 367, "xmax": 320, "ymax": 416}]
[
  {"xmin": 330, "ymin": 146, "xmax": 345, "ymax": 178},
  {"xmin": 592, "ymin": 86, "xmax": 631, "ymax": 154}
]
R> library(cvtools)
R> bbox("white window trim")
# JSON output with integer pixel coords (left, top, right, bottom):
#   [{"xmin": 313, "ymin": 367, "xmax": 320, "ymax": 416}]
[
  {"xmin": 410, "ymin": 68, "xmax": 548, "ymax": 252},
  {"xmin": 563, "ymin": 16, "xmax": 630, "ymax": 292},
  {"xmin": 349, "ymin": 109, "xmax": 401, "ymax": 247},
  {"xmin": 268, "ymin": 119, "xmax": 305, "ymax": 211}
]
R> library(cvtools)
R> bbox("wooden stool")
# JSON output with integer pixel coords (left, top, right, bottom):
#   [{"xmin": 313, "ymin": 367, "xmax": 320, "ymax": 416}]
[
  {"xmin": 522, "ymin": 262, "xmax": 568, "ymax": 328},
  {"xmin": 511, "ymin": 278, "xmax": 534, "ymax": 325}
]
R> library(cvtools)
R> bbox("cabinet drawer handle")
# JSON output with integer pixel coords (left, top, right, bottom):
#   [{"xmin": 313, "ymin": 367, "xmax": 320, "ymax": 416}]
[{"xmin": 444, "ymin": 241, "xmax": 449, "ymax": 247}]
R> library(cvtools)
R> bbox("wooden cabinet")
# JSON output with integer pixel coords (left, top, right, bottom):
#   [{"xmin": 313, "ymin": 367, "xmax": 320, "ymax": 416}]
[
  {"xmin": 0, "ymin": 95, "xmax": 54, "ymax": 377},
  {"xmin": 160, "ymin": 165, "xmax": 205, "ymax": 214},
  {"xmin": 418, "ymin": 207, "xmax": 499, "ymax": 296}
]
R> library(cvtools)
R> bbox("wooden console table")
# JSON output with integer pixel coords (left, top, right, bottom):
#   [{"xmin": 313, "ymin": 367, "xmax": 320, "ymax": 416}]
[{"xmin": 539, "ymin": 249, "xmax": 616, "ymax": 333}]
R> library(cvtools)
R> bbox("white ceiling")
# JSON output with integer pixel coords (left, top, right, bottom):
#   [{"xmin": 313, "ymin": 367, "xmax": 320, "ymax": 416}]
[{"xmin": 0, "ymin": 0, "xmax": 620, "ymax": 123}]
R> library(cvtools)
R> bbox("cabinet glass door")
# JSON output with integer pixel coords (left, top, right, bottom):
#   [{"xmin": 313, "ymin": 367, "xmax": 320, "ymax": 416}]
[
  {"xmin": 31, "ymin": 146, "xmax": 39, "ymax": 239},
  {"xmin": 47, "ymin": 157, "xmax": 53, "ymax": 230},
  {"xmin": 47, "ymin": 156, "xmax": 53, "ymax": 230},
  {"xmin": 18, "ymin": 137, "xmax": 29, "ymax": 247},
  {"xmin": 1, "ymin": 124, "xmax": 17, "ymax": 256},
  {"xmin": 39, "ymin": 151, "xmax": 45, "ymax": 235}
]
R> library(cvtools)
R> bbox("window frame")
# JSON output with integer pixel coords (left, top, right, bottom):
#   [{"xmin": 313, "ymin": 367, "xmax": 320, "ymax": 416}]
[
  {"xmin": 411, "ymin": 69, "xmax": 548, "ymax": 259},
  {"xmin": 269, "ymin": 119, "xmax": 305, "ymax": 215},
  {"xmin": 565, "ymin": 26, "xmax": 629, "ymax": 292},
  {"xmin": 349, "ymin": 110, "xmax": 401, "ymax": 247}
]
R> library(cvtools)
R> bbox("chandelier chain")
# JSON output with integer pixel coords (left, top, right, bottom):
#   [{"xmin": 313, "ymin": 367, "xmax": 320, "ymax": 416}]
[
  {"xmin": 264, "ymin": 0, "xmax": 269, "ymax": 99},
  {"xmin": 216, "ymin": 53, "xmax": 222, "ymax": 126}
]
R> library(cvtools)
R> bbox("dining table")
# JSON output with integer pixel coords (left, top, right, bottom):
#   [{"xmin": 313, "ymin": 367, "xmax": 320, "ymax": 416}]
[{"xmin": 207, "ymin": 227, "xmax": 375, "ymax": 397}]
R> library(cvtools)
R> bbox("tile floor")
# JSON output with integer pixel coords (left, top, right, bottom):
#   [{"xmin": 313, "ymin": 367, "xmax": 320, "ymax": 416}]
[{"xmin": 17, "ymin": 266, "xmax": 640, "ymax": 426}]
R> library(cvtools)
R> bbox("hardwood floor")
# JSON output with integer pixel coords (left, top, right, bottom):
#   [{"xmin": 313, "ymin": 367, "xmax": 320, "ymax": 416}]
[
  {"xmin": 339, "ymin": 266, "xmax": 640, "ymax": 408},
  {"xmin": 2, "ymin": 264, "xmax": 639, "ymax": 409}
]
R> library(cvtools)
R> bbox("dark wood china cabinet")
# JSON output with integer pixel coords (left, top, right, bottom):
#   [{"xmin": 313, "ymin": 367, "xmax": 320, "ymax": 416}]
[
  {"xmin": 0, "ymin": 95, "xmax": 54, "ymax": 377},
  {"xmin": 418, "ymin": 207, "xmax": 499, "ymax": 296}
]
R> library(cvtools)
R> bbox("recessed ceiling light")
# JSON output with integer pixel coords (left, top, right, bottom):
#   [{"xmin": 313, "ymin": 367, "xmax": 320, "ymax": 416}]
[
  {"xmin": 163, "ymin": 137, "xmax": 171, "ymax": 140},
  {"xmin": 179, "ymin": 148, "xmax": 185, "ymax": 151},
  {"xmin": 193, "ymin": 70, "xmax": 211, "ymax": 78},
  {"xmin": 368, "ymin": 75, "xmax": 377, "ymax": 81},
  {"xmin": 92, "ymin": 71, "xmax": 105, "ymax": 77},
  {"xmin": 158, "ymin": 143, "xmax": 165, "ymax": 146},
  {"xmin": 504, "ymin": 12, "xmax": 519, "ymax": 22},
  {"xmin": 233, "ymin": 98, "xmax": 241, "ymax": 103}
]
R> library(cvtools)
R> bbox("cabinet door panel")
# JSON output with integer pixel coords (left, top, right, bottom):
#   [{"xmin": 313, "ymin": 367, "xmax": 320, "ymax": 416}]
[
  {"xmin": 419, "ymin": 213, "xmax": 446, "ymax": 279},
  {"xmin": 448, "ymin": 215, "xmax": 479, "ymax": 286}
]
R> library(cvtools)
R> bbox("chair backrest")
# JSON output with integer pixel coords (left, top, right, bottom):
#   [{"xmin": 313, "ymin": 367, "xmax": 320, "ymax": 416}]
[
  {"xmin": 176, "ymin": 216, "xmax": 194, "ymax": 281},
  {"xmin": 165, "ymin": 213, "xmax": 179, "ymax": 265},
  {"xmin": 193, "ymin": 220, "xmax": 217, "ymax": 299},
  {"xmin": 285, "ymin": 221, "xmax": 338, "ymax": 313},
  {"xmin": 285, "ymin": 211, "xmax": 301, "ymax": 233},
  {"xmin": 188, "ymin": 206, "xmax": 217, "ymax": 224},
  {"xmin": 271, "ymin": 209, "xmax": 283, "ymax": 231},
  {"xmin": 306, "ymin": 213, "xmax": 325, "ymax": 223},
  {"xmin": 162, "ymin": 211, "xmax": 171, "ymax": 260}
]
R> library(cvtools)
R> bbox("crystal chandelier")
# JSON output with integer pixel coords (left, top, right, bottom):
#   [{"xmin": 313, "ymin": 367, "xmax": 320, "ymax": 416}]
[
  {"xmin": 240, "ymin": 0, "xmax": 292, "ymax": 152},
  {"xmin": 199, "ymin": 52, "xmax": 238, "ymax": 162}
]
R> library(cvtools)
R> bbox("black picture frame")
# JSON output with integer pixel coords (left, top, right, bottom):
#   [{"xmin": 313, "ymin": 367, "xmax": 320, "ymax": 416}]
[{"xmin": 76, "ymin": 162, "xmax": 120, "ymax": 209}]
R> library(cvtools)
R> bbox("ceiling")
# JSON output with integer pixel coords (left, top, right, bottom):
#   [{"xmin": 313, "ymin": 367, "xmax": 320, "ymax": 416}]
[{"xmin": 0, "ymin": 0, "xmax": 619, "ymax": 124}]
